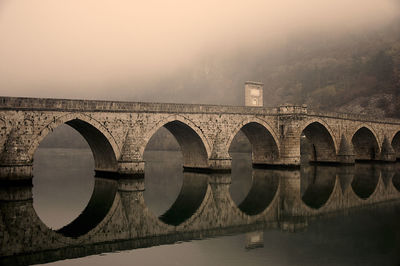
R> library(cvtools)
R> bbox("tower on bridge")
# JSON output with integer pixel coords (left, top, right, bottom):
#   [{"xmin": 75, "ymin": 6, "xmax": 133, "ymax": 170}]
[{"xmin": 245, "ymin": 81, "xmax": 264, "ymax": 107}]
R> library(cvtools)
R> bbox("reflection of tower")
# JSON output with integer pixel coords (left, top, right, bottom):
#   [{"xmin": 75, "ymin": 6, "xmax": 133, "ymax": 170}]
[
  {"xmin": 245, "ymin": 231, "xmax": 264, "ymax": 249},
  {"xmin": 244, "ymin": 81, "xmax": 264, "ymax": 107}
]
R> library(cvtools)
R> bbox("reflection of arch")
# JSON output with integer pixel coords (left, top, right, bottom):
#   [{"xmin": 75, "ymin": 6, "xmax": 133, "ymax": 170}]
[
  {"xmin": 159, "ymin": 172, "xmax": 208, "ymax": 226},
  {"xmin": 236, "ymin": 169, "xmax": 279, "ymax": 215},
  {"xmin": 351, "ymin": 126, "xmax": 380, "ymax": 161},
  {"xmin": 351, "ymin": 164, "xmax": 379, "ymax": 199},
  {"xmin": 29, "ymin": 113, "xmax": 119, "ymax": 172},
  {"xmin": 391, "ymin": 131, "xmax": 400, "ymax": 160},
  {"xmin": 144, "ymin": 116, "xmax": 210, "ymax": 168},
  {"xmin": 228, "ymin": 118, "xmax": 280, "ymax": 164},
  {"xmin": 301, "ymin": 121, "xmax": 337, "ymax": 163},
  {"xmin": 300, "ymin": 166, "xmax": 336, "ymax": 209},
  {"xmin": 57, "ymin": 178, "xmax": 118, "ymax": 237},
  {"xmin": 392, "ymin": 173, "xmax": 400, "ymax": 192}
]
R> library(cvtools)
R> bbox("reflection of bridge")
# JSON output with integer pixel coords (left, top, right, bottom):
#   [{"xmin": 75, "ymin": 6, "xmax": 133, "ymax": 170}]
[
  {"xmin": 1, "ymin": 165, "xmax": 400, "ymax": 265},
  {"xmin": 1, "ymin": 97, "xmax": 400, "ymax": 179}
]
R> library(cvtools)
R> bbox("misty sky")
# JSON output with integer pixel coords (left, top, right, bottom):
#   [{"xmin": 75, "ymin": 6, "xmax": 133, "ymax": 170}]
[{"xmin": 0, "ymin": 0, "xmax": 399, "ymax": 103}]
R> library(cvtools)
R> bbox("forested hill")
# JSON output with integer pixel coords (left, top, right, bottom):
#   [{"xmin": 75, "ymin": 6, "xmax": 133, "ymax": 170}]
[
  {"xmin": 262, "ymin": 21, "xmax": 400, "ymax": 118},
  {"xmin": 145, "ymin": 19, "xmax": 400, "ymax": 118}
]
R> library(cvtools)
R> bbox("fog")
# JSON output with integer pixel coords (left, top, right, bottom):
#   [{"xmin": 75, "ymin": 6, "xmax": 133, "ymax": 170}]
[{"xmin": 0, "ymin": 0, "xmax": 399, "ymax": 104}]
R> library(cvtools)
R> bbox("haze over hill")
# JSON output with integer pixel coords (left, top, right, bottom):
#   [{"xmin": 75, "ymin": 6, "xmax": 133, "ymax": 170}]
[{"xmin": 138, "ymin": 19, "xmax": 400, "ymax": 118}]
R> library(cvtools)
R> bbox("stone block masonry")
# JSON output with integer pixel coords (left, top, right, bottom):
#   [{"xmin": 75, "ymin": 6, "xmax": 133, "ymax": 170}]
[{"xmin": 0, "ymin": 97, "xmax": 400, "ymax": 180}]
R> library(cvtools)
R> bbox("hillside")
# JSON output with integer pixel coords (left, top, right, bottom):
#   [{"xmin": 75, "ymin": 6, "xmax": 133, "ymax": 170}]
[
  {"xmin": 145, "ymin": 19, "xmax": 400, "ymax": 118},
  {"xmin": 263, "ymin": 22, "xmax": 400, "ymax": 117}
]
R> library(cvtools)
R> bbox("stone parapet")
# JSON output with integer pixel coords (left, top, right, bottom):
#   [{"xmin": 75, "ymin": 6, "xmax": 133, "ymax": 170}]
[{"xmin": 0, "ymin": 96, "xmax": 278, "ymax": 116}]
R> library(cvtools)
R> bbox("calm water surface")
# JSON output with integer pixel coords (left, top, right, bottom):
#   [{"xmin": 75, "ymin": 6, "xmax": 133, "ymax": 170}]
[{"xmin": 8, "ymin": 149, "xmax": 400, "ymax": 265}]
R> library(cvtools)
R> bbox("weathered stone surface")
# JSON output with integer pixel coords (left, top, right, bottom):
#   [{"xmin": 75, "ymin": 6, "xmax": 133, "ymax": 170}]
[{"xmin": 0, "ymin": 97, "xmax": 400, "ymax": 178}]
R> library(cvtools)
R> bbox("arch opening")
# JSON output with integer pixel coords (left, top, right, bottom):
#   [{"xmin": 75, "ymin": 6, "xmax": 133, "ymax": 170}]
[
  {"xmin": 351, "ymin": 164, "xmax": 380, "ymax": 199},
  {"xmin": 351, "ymin": 127, "xmax": 379, "ymax": 161},
  {"xmin": 32, "ymin": 124, "xmax": 96, "ymax": 231},
  {"xmin": 234, "ymin": 169, "xmax": 279, "ymax": 216},
  {"xmin": 146, "ymin": 120, "xmax": 209, "ymax": 169},
  {"xmin": 143, "ymin": 122, "xmax": 208, "ymax": 225},
  {"xmin": 143, "ymin": 126, "xmax": 183, "ymax": 217},
  {"xmin": 65, "ymin": 119, "xmax": 118, "ymax": 172},
  {"xmin": 228, "ymin": 122, "xmax": 279, "ymax": 214},
  {"xmin": 229, "ymin": 130, "xmax": 253, "ymax": 206},
  {"xmin": 229, "ymin": 122, "xmax": 279, "ymax": 166},
  {"xmin": 392, "ymin": 131, "xmax": 400, "ymax": 161},
  {"xmin": 300, "ymin": 165, "xmax": 336, "ymax": 209},
  {"xmin": 32, "ymin": 120, "xmax": 118, "ymax": 232},
  {"xmin": 300, "ymin": 122, "xmax": 336, "ymax": 164}
]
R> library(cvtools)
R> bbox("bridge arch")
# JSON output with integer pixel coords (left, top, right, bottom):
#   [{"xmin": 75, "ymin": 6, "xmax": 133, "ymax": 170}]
[
  {"xmin": 300, "ymin": 119, "xmax": 337, "ymax": 163},
  {"xmin": 28, "ymin": 113, "xmax": 120, "ymax": 172},
  {"xmin": 143, "ymin": 115, "xmax": 210, "ymax": 169},
  {"xmin": 227, "ymin": 117, "xmax": 280, "ymax": 165},
  {"xmin": 391, "ymin": 130, "xmax": 400, "ymax": 160},
  {"xmin": 351, "ymin": 125, "xmax": 380, "ymax": 161},
  {"xmin": 351, "ymin": 164, "xmax": 380, "ymax": 200}
]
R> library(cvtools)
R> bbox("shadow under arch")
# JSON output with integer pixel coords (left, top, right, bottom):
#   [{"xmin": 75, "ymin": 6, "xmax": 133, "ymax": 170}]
[
  {"xmin": 392, "ymin": 173, "xmax": 400, "ymax": 192},
  {"xmin": 236, "ymin": 168, "xmax": 279, "ymax": 216},
  {"xmin": 29, "ymin": 114, "xmax": 119, "ymax": 173},
  {"xmin": 300, "ymin": 121, "xmax": 337, "ymax": 163},
  {"xmin": 144, "ymin": 119, "xmax": 209, "ymax": 169},
  {"xmin": 228, "ymin": 120, "xmax": 279, "ymax": 166},
  {"xmin": 159, "ymin": 172, "xmax": 209, "ymax": 226},
  {"xmin": 300, "ymin": 165, "xmax": 336, "ymax": 209},
  {"xmin": 391, "ymin": 131, "xmax": 400, "ymax": 160},
  {"xmin": 57, "ymin": 178, "xmax": 118, "ymax": 238},
  {"xmin": 391, "ymin": 163, "xmax": 400, "ymax": 192},
  {"xmin": 351, "ymin": 164, "xmax": 380, "ymax": 200},
  {"xmin": 351, "ymin": 126, "xmax": 379, "ymax": 161}
]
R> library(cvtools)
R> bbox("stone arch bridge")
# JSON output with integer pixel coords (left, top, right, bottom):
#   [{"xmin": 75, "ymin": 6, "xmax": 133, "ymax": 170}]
[{"xmin": 1, "ymin": 96, "xmax": 400, "ymax": 179}]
